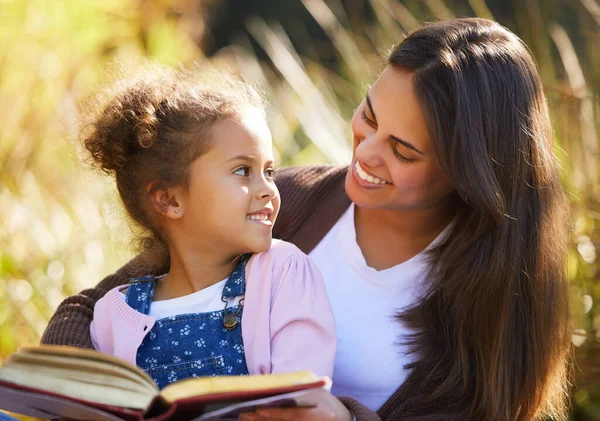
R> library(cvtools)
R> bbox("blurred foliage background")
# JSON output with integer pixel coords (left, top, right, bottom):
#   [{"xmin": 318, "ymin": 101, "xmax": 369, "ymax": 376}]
[{"xmin": 0, "ymin": 0, "xmax": 598, "ymax": 419}]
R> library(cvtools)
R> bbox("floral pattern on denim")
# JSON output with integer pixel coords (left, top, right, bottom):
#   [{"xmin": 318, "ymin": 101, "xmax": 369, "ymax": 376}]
[{"xmin": 125, "ymin": 254, "xmax": 251, "ymax": 389}]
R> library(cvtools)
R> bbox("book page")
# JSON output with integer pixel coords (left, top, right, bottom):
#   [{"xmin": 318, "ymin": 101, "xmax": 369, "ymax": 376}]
[
  {"xmin": 10, "ymin": 352, "xmax": 156, "ymax": 395},
  {"xmin": 0, "ymin": 366, "xmax": 154, "ymax": 410},
  {"xmin": 160, "ymin": 371, "xmax": 324, "ymax": 403},
  {"xmin": 16, "ymin": 346, "xmax": 155, "ymax": 387}
]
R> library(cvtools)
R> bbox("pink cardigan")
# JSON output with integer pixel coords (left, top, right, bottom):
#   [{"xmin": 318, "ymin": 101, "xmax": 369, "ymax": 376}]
[{"xmin": 90, "ymin": 240, "xmax": 336, "ymax": 378}]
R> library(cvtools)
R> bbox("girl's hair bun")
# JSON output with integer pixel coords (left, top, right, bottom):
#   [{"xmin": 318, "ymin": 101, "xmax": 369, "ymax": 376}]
[{"xmin": 82, "ymin": 70, "xmax": 172, "ymax": 174}]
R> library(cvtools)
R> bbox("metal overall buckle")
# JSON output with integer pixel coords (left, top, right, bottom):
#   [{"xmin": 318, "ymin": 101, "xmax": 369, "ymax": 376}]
[{"xmin": 222, "ymin": 295, "xmax": 244, "ymax": 330}]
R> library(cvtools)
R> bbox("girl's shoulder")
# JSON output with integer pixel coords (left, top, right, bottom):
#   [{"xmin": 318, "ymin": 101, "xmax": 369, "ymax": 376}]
[
  {"xmin": 248, "ymin": 239, "xmax": 320, "ymax": 285},
  {"xmin": 251, "ymin": 239, "xmax": 306, "ymax": 267},
  {"xmin": 94, "ymin": 285, "xmax": 132, "ymax": 313},
  {"xmin": 245, "ymin": 240, "xmax": 326, "ymax": 308}
]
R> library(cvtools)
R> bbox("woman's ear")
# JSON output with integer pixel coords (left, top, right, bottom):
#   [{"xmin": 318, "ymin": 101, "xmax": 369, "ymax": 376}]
[{"xmin": 147, "ymin": 181, "xmax": 184, "ymax": 219}]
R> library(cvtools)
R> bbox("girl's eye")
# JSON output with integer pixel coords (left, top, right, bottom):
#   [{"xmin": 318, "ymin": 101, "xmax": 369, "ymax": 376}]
[
  {"xmin": 361, "ymin": 110, "xmax": 377, "ymax": 127},
  {"xmin": 233, "ymin": 166, "xmax": 250, "ymax": 177},
  {"xmin": 264, "ymin": 168, "xmax": 275, "ymax": 179}
]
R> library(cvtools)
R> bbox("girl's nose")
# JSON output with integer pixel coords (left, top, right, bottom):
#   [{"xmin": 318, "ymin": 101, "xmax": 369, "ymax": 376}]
[{"xmin": 255, "ymin": 176, "xmax": 277, "ymax": 200}]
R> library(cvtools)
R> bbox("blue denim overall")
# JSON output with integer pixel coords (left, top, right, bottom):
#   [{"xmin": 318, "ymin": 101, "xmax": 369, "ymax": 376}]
[{"xmin": 125, "ymin": 255, "xmax": 251, "ymax": 389}]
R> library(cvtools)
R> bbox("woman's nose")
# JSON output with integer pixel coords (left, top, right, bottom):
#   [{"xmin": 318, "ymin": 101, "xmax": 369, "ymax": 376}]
[{"xmin": 355, "ymin": 134, "xmax": 386, "ymax": 167}]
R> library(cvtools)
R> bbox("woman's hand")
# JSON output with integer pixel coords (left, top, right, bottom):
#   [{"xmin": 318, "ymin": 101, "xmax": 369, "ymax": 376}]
[{"xmin": 238, "ymin": 393, "xmax": 353, "ymax": 421}]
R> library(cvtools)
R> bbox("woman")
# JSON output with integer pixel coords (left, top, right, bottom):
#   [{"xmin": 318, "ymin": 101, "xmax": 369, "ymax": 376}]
[{"xmin": 42, "ymin": 18, "xmax": 571, "ymax": 421}]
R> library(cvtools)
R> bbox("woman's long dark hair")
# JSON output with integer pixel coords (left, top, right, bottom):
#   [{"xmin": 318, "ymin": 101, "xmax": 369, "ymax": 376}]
[{"xmin": 391, "ymin": 18, "xmax": 571, "ymax": 421}]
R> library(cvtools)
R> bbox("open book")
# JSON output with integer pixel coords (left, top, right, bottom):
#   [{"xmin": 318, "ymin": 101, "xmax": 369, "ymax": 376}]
[{"xmin": 0, "ymin": 346, "xmax": 332, "ymax": 421}]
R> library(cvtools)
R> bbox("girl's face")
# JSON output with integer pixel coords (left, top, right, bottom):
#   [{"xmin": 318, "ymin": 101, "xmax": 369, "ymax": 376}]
[
  {"xmin": 345, "ymin": 67, "xmax": 454, "ymax": 211},
  {"xmin": 177, "ymin": 109, "xmax": 280, "ymax": 256}
]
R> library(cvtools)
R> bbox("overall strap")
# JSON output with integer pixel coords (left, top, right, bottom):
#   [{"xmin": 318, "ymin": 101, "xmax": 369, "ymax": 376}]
[
  {"xmin": 125, "ymin": 276, "xmax": 157, "ymax": 315},
  {"xmin": 221, "ymin": 254, "xmax": 251, "ymax": 331},
  {"xmin": 221, "ymin": 254, "xmax": 251, "ymax": 299}
]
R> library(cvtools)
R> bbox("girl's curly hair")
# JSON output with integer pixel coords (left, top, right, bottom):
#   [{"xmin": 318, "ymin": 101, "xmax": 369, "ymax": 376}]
[{"xmin": 81, "ymin": 64, "xmax": 265, "ymax": 252}]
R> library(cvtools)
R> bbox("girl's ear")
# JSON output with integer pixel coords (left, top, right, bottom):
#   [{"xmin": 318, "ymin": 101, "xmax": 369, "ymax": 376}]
[{"xmin": 147, "ymin": 181, "xmax": 183, "ymax": 219}]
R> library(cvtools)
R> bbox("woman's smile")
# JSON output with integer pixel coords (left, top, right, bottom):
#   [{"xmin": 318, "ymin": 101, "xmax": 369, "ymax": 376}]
[
  {"xmin": 353, "ymin": 160, "xmax": 391, "ymax": 186},
  {"xmin": 351, "ymin": 160, "xmax": 392, "ymax": 190}
]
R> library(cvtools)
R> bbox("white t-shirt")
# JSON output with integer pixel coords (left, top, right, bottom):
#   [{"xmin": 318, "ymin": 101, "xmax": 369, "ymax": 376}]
[
  {"xmin": 120, "ymin": 278, "xmax": 241, "ymax": 320},
  {"xmin": 310, "ymin": 204, "xmax": 449, "ymax": 411}
]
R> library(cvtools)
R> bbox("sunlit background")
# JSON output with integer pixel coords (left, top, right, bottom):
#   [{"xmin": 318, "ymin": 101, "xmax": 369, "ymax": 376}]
[{"xmin": 0, "ymin": 0, "xmax": 598, "ymax": 419}]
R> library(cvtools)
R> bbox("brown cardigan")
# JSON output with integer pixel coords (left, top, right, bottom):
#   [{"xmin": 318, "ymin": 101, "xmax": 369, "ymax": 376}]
[{"xmin": 41, "ymin": 165, "xmax": 462, "ymax": 421}]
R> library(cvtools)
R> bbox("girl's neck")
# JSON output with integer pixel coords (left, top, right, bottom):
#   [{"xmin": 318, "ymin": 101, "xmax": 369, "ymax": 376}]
[
  {"xmin": 153, "ymin": 243, "xmax": 241, "ymax": 301},
  {"xmin": 354, "ymin": 199, "xmax": 455, "ymax": 271}
]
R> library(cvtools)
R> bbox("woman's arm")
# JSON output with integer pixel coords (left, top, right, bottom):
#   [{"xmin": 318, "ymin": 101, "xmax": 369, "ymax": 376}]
[
  {"xmin": 40, "ymin": 287, "xmax": 106, "ymax": 348},
  {"xmin": 40, "ymin": 248, "xmax": 169, "ymax": 347}
]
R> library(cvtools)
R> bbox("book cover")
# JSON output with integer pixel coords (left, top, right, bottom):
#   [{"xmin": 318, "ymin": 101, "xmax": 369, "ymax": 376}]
[{"xmin": 0, "ymin": 346, "xmax": 331, "ymax": 421}]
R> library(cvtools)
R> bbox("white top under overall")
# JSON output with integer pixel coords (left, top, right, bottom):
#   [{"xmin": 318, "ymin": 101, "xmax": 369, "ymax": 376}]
[
  {"xmin": 310, "ymin": 204, "xmax": 450, "ymax": 411},
  {"xmin": 119, "ymin": 277, "xmax": 236, "ymax": 320}
]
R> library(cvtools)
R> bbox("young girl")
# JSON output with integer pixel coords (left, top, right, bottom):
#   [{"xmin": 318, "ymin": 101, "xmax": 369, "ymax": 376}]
[{"xmin": 86, "ymin": 66, "xmax": 336, "ymax": 388}]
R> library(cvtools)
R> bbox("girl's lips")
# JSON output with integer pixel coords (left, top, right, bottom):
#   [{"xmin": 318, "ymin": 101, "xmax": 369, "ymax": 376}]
[
  {"xmin": 246, "ymin": 216, "xmax": 273, "ymax": 226},
  {"xmin": 246, "ymin": 208, "xmax": 274, "ymax": 225},
  {"xmin": 247, "ymin": 208, "xmax": 273, "ymax": 216}
]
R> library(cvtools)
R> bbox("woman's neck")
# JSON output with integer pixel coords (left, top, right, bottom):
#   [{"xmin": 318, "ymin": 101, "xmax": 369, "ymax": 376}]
[
  {"xmin": 354, "ymin": 200, "xmax": 455, "ymax": 271},
  {"xmin": 153, "ymin": 242, "xmax": 240, "ymax": 301}
]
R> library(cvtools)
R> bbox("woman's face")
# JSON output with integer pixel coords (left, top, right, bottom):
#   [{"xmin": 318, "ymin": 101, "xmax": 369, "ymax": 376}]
[{"xmin": 345, "ymin": 67, "xmax": 455, "ymax": 211}]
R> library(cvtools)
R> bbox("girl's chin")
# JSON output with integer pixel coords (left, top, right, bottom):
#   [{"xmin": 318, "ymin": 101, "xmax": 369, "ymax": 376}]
[{"xmin": 247, "ymin": 237, "xmax": 272, "ymax": 254}]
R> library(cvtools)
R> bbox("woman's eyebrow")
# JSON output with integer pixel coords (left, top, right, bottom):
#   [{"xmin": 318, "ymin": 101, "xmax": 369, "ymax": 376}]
[
  {"xmin": 390, "ymin": 135, "xmax": 424, "ymax": 155},
  {"xmin": 366, "ymin": 94, "xmax": 425, "ymax": 156}
]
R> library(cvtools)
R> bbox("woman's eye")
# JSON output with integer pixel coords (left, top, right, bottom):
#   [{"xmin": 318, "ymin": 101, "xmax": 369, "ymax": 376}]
[
  {"xmin": 392, "ymin": 144, "xmax": 414, "ymax": 163},
  {"xmin": 361, "ymin": 110, "xmax": 377, "ymax": 127},
  {"xmin": 233, "ymin": 166, "xmax": 250, "ymax": 177},
  {"xmin": 264, "ymin": 168, "xmax": 275, "ymax": 179}
]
